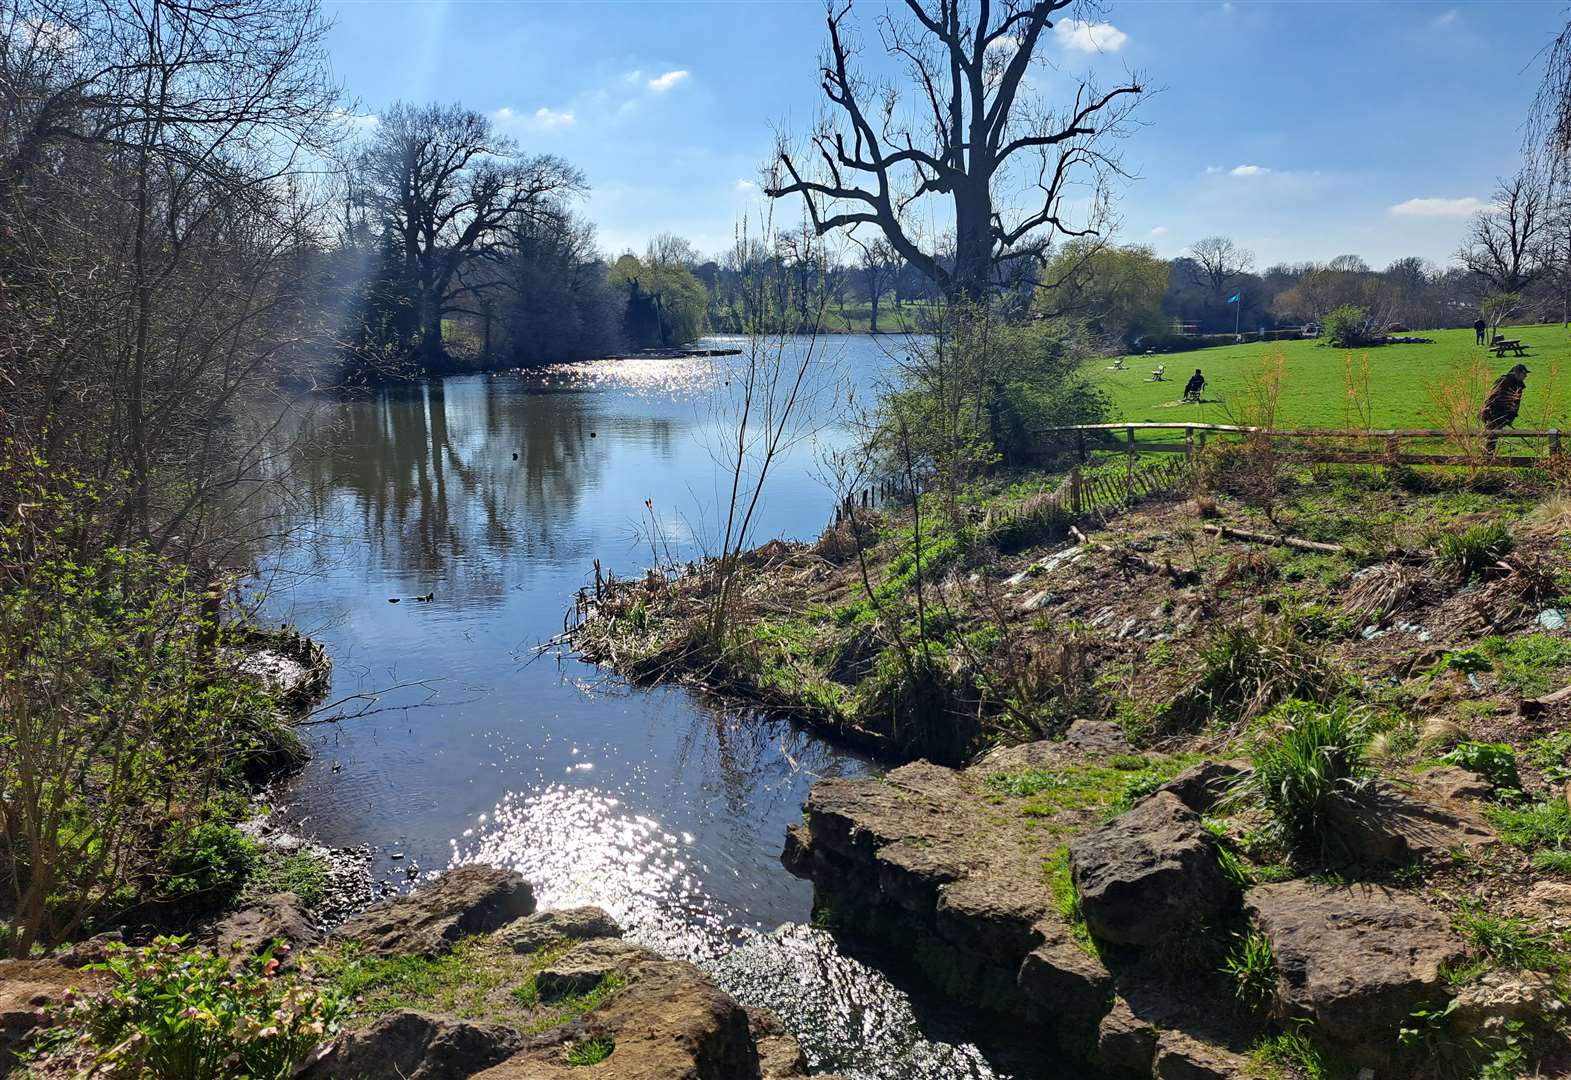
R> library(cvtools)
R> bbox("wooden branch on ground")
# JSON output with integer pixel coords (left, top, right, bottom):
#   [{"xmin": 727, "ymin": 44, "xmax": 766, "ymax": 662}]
[
  {"xmin": 1202, "ymin": 523, "xmax": 1345, "ymax": 555},
  {"xmin": 1520, "ymin": 683, "xmax": 1571, "ymax": 718}
]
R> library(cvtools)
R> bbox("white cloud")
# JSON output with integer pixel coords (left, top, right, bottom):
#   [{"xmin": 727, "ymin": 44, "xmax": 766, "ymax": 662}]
[
  {"xmin": 647, "ymin": 70, "xmax": 690, "ymax": 93},
  {"xmin": 622, "ymin": 69, "xmax": 644, "ymax": 84},
  {"xmin": 987, "ymin": 34, "xmax": 1020, "ymax": 55},
  {"xmin": 1204, "ymin": 165, "xmax": 1224, "ymax": 174},
  {"xmin": 1434, "ymin": 8, "xmax": 1459, "ymax": 26},
  {"xmin": 533, "ymin": 107, "xmax": 575, "ymax": 128},
  {"xmin": 1231, "ymin": 164, "xmax": 1270, "ymax": 176},
  {"xmin": 735, "ymin": 179, "xmax": 757, "ymax": 192},
  {"xmin": 1150, "ymin": 225, "xmax": 1169, "ymax": 237},
  {"xmin": 1389, "ymin": 196, "xmax": 1484, "ymax": 218},
  {"xmin": 493, "ymin": 107, "xmax": 515, "ymax": 122},
  {"xmin": 1053, "ymin": 19, "xmax": 1128, "ymax": 53}
]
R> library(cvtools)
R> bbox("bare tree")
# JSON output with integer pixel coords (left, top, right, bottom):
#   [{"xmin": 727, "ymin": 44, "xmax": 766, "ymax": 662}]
[
  {"xmin": 766, "ymin": 0, "xmax": 1144, "ymax": 300},
  {"xmin": 1186, "ymin": 236, "xmax": 1255, "ymax": 305},
  {"xmin": 854, "ymin": 235, "xmax": 899, "ymax": 332},
  {"xmin": 1458, "ymin": 169, "xmax": 1553, "ymax": 296},
  {"xmin": 358, "ymin": 102, "xmax": 585, "ymax": 367}
]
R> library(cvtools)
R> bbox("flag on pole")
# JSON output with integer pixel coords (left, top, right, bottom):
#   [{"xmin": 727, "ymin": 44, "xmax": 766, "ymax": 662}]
[{"xmin": 1227, "ymin": 293, "xmax": 1241, "ymax": 304}]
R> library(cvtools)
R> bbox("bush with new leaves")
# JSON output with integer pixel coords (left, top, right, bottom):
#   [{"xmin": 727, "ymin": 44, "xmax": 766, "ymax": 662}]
[{"xmin": 32, "ymin": 936, "xmax": 344, "ymax": 1080}]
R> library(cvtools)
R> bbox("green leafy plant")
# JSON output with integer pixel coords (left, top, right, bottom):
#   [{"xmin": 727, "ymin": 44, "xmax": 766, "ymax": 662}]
[
  {"xmin": 161, "ymin": 823, "xmax": 258, "ymax": 903},
  {"xmin": 1220, "ymin": 929, "xmax": 1278, "ymax": 1014},
  {"xmin": 1243, "ymin": 699, "xmax": 1373, "ymax": 860},
  {"xmin": 1251, "ymin": 1024, "xmax": 1335, "ymax": 1080},
  {"xmin": 33, "ymin": 936, "xmax": 343, "ymax": 1079},
  {"xmin": 1439, "ymin": 742, "xmax": 1521, "ymax": 794}
]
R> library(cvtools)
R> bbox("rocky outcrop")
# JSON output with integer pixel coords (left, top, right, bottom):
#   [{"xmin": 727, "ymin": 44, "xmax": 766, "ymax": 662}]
[
  {"xmin": 497, "ymin": 906, "xmax": 621, "ymax": 955},
  {"xmin": 310, "ymin": 868, "xmax": 813, "ymax": 1080},
  {"xmin": 1151, "ymin": 1030, "xmax": 1252, "ymax": 1079},
  {"xmin": 473, "ymin": 952, "xmax": 796, "ymax": 1079},
  {"xmin": 1154, "ymin": 760, "xmax": 1249, "ymax": 814},
  {"xmin": 211, "ymin": 891, "xmax": 321, "ymax": 964},
  {"xmin": 1244, "ymin": 881, "xmax": 1467, "ymax": 1049},
  {"xmin": 1449, "ymin": 969, "xmax": 1562, "ymax": 1036},
  {"xmin": 332, "ymin": 865, "xmax": 535, "ymax": 958},
  {"xmin": 300, "ymin": 1010, "xmax": 527, "ymax": 1080},
  {"xmin": 1069, "ymin": 792, "xmax": 1235, "ymax": 946}
]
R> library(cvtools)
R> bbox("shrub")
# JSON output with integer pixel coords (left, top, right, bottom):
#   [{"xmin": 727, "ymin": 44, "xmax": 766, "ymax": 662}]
[
  {"xmin": 1439, "ymin": 742, "xmax": 1521, "ymax": 794},
  {"xmin": 1244, "ymin": 700, "xmax": 1373, "ymax": 859},
  {"xmin": 1323, "ymin": 304, "xmax": 1376, "ymax": 348},
  {"xmin": 161, "ymin": 823, "xmax": 258, "ymax": 904},
  {"xmin": 33, "ymin": 936, "xmax": 343, "ymax": 1079},
  {"xmin": 1163, "ymin": 620, "xmax": 1341, "ymax": 731},
  {"xmin": 1431, "ymin": 521, "xmax": 1514, "ymax": 583}
]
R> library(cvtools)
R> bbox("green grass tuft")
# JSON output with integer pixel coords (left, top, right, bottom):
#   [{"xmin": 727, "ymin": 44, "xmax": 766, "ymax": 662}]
[
  {"xmin": 1244, "ymin": 699, "xmax": 1372, "ymax": 860},
  {"xmin": 566, "ymin": 1036, "xmax": 615, "ymax": 1066},
  {"xmin": 1220, "ymin": 929, "xmax": 1278, "ymax": 1015}
]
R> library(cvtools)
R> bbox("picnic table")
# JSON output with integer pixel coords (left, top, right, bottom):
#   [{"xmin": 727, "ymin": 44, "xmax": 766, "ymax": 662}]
[{"xmin": 1491, "ymin": 338, "xmax": 1528, "ymax": 357}]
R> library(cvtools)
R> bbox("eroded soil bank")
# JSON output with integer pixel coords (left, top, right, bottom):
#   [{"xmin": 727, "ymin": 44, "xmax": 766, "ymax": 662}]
[{"xmin": 575, "ymin": 460, "xmax": 1571, "ymax": 1078}]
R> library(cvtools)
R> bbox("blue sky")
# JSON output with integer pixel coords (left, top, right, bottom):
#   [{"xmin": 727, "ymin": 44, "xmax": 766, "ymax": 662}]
[{"xmin": 322, "ymin": 0, "xmax": 1567, "ymax": 270}]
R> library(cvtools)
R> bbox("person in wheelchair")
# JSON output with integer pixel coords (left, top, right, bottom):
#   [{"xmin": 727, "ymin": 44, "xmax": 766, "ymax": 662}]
[{"xmin": 1183, "ymin": 368, "xmax": 1205, "ymax": 403}]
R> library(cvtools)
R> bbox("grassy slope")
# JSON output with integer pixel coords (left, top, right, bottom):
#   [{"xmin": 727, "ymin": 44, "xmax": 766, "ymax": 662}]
[{"xmin": 1089, "ymin": 323, "xmax": 1571, "ymax": 433}]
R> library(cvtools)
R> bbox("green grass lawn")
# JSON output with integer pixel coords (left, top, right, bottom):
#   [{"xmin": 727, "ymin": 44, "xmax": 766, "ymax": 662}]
[
  {"xmin": 1089, "ymin": 323, "xmax": 1571, "ymax": 434},
  {"xmin": 820, "ymin": 301, "xmax": 935, "ymax": 334}
]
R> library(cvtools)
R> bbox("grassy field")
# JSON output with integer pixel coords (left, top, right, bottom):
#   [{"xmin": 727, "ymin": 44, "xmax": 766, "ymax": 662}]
[
  {"xmin": 1089, "ymin": 323, "xmax": 1571, "ymax": 434},
  {"xmin": 820, "ymin": 301, "xmax": 935, "ymax": 334}
]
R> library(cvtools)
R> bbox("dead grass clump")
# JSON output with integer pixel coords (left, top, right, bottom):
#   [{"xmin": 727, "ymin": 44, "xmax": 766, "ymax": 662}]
[
  {"xmin": 1190, "ymin": 495, "xmax": 1220, "ymax": 519},
  {"xmin": 1419, "ymin": 716, "xmax": 1469, "ymax": 752},
  {"xmin": 814, "ymin": 514, "xmax": 881, "ymax": 563},
  {"xmin": 1161, "ymin": 618, "xmax": 1342, "ymax": 733},
  {"xmin": 1343, "ymin": 563, "xmax": 1426, "ymax": 622},
  {"xmin": 1215, "ymin": 550, "xmax": 1277, "ymax": 588},
  {"xmin": 1521, "ymin": 493, "xmax": 1571, "ymax": 540}
]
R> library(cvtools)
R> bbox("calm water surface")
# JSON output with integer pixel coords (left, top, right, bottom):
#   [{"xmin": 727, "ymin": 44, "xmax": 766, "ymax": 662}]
[{"xmin": 259, "ymin": 335, "xmax": 1002, "ymax": 1078}]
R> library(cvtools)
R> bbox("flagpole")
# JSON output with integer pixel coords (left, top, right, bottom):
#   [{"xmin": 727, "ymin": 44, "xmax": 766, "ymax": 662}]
[{"xmin": 1235, "ymin": 291, "xmax": 1242, "ymax": 337}]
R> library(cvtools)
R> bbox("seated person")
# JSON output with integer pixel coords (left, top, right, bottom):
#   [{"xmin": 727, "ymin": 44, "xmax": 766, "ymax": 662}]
[{"xmin": 1183, "ymin": 368, "xmax": 1205, "ymax": 402}]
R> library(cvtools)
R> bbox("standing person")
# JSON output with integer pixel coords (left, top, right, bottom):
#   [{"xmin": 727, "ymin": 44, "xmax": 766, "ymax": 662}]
[
  {"xmin": 1183, "ymin": 368, "xmax": 1206, "ymax": 403},
  {"xmin": 1480, "ymin": 363, "xmax": 1529, "ymax": 454},
  {"xmin": 1474, "ymin": 317, "xmax": 1488, "ymax": 346}
]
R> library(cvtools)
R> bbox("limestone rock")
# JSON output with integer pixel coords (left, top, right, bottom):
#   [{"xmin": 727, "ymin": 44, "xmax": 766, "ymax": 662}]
[
  {"xmin": 1450, "ymin": 970, "xmax": 1562, "ymax": 1036},
  {"xmin": 1069, "ymin": 791, "xmax": 1235, "ymax": 946},
  {"xmin": 1095, "ymin": 997, "xmax": 1157, "ymax": 1075},
  {"xmin": 1336, "ymin": 781, "xmax": 1496, "ymax": 863},
  {"xmin": 52, "ymin": 931, "xmax": 122, "ymax": 969},
  {"xmin": 1414, "ymin": 765, "xmax": 1493, "ymax": 803},
  {"xmin": 534, "ymin": 939, "xmax": 654, "ymax": 1000},
  {"xmin": 747, "ymin": 1007, "xmax": 810, "ymax": 1080},
  {"xmin": 800, "ymin": 762, "xmax": 972, "ymax": 866},
  {"xmin": 472, "ymin": 956, "xmax": 771, "ymax": 1079},
  {"xmin": 1062, "ymin": 719, "xmax": 1136, "ymax": 758},
  {"xmin": 1244, "ymin": 881, "xmax": 1466, "ymax": 1045},
  {"xmin": 1152, "ymin": 1030, "xmax": 1251, "ymax": 1079},
  {"xmin": 1156, "ymin": 760, "xmax": 1250, "ymax": 814},
  {"xmin": 211, "ymin": 892, "xmax": 320, "ymax": 965},
  {"xmin": 1016, "ymin": 924, "xmax": 1112, "ymax": 1023},
  {"xmin": 333, "ymin": 865, "xmax": 535, "ymax": 958},
  {"xmin": 298, "ymin": 1010, "xmax": 525, "ymax": 1080},
  {"xmin": 497, "ymin": 907, "xmax": 621, "ymax": 955}
]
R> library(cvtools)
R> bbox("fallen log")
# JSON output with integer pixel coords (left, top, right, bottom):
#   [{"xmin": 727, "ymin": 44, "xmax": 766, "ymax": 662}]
[
  {"xmin": 1202, "ymin": 523, "xmax": 1345, "ymax": 555},
  {"xmin": 1520, "ymin": 683, "xmax": 1571, "ymax": 718}
]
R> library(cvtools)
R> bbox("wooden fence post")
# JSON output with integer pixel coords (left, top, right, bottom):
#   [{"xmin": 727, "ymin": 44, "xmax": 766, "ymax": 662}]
[
  {"xmin": 1125, "ymin": 426, "xmax": 1137, "ymax": 504},
  {"xmin": 1385, "ymin": 433, "xmax": 1400, "ymax": 463},
  {"xmin": 1550, "ymin": 429, "xmax": 1563, "ymax": 458},
  {"xmin": 1070, "ymin": 466, "xmax": 1083, "ymax": 516}
]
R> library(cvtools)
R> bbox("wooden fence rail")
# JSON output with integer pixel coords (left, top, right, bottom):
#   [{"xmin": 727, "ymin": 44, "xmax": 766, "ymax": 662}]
[{"xmin": 1034, "ymin": 422, "xmax": 1566, "ymax": 470}]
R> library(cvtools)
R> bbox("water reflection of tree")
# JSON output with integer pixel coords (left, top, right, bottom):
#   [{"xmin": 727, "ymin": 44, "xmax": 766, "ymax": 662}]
[{"xmin": 277, "ymin": 376, "xmax": 678, "ymax": 602}]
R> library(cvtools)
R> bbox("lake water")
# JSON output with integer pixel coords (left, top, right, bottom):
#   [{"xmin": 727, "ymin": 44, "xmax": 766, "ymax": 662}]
[{"xmin": 258, "ymin": 334, "xmax": 1001, "ymax": 1078}]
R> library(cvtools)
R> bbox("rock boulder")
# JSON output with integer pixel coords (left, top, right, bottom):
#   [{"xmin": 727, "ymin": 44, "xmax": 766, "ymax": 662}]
[
  {"xmin": 333, "ymin": 865, "xmax": 535, "ymax": 958},
  {"xmin": 497, "ymin": 906, "xmax": 622, "ymax": 955},
  {"xmin": 1244, "ymin": 881, "xmax": 1466, "ymax": 1046},
  {"xmin": 299, "ymin": 1010, "xmax": 526, "ymax": 1080},
  {"xmin": 1069, "ymin": 792, "xmax": 1235, "ymax": 946}
]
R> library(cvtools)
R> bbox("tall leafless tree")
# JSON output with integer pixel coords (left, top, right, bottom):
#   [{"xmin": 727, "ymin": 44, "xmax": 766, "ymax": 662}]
[
  {"xmin": 358, "ymin": 102, "xmax": 585, "ymax": 367},
  {"xmin": 766, "ymin": 0, "xmax": 1144, "ymax": 301},
  {"xmin": 1458, "ymin": 169, "xmax": 1553, "ymax": 296},
  {"xmin": 1185, "ymin": 235, "xmax": 1255, "ymax": 305},
  {"xmin": 855, "ymin": 235, "xmax": 899, "ymax": 331}
]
